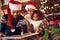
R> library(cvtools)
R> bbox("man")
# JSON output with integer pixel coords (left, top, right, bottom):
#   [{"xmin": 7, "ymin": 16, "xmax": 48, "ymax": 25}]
[{"xmin": 1, "ymin": 0, "xmax": 32, "ymax": 36}]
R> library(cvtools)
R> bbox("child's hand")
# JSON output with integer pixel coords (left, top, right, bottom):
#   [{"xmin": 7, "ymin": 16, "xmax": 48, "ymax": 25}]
[{"xmin": 34, "ymin": 26, "xmax": 38, "ymax": 32}]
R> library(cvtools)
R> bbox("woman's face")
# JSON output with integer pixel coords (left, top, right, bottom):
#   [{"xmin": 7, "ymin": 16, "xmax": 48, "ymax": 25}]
[
  {"xmin": 27, "ymin": 8, "xmax": 34, "ymax": 15},
  {"xmin": 33, "ymin": 13, "xmax": 38, "ymax": 21},
  {"xmin": 11, "ymin": 10, "xmax": 20, "ymax": 19}
]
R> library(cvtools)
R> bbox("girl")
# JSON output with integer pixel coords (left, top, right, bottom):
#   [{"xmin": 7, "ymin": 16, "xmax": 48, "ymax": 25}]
[
  {"xmin": 30, "ymin": 10, "xmax": 45, "ymax": 40},
  {"xmin": 30, "ymin": 10, "xmax": 44, "ymax": 32}
]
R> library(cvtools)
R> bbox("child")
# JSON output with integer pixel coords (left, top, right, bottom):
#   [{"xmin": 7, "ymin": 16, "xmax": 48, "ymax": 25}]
[
  {"xmin": 30, "ymin": 10, "xmax": 45, "ymax": 40},
  {"xmin": 30, "ymin": 10, "xmax": 44, "ymax": 32}
]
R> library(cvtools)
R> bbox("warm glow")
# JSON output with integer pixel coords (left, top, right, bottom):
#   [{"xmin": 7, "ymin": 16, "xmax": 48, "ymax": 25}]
[
  {"xmin": 44, "ymin": 8, "xmax": 46, "ymax": 10},
  {"xmin": 41, "ymin": 2, "xmax": 43, "ymax": 4},
  {"xmin": 40, "ymin": 9, "xmax": 45, "ymax": 13},
  {"xmin": 45, "ymin": 0, "xmax": 48, "ymax": 2},
  {"xmin": 54, "ymin": 4, "xmax": 59, "ymax": 6},
  {"xmin": 46, "ymin": 6, "xmax": 48, "ymax": 8},
  {"xmin": 51, "ymin": 6, "xmax": 54, "ymax": 9},
  {"xmin": 43, "ymin": 0, "xmax": 47, "ymax": 4},
  {"xmin": 49, "ymin": 8, "xmax": 51, "ymax": 9},
  {"xmin": 43, "ymin": 2, "xmax": 46, "ymax": 4},
  {"xmin": 56, "ymin": 4, "xmax": 59, "ymax": 6},
  {"xmin": 54, "ymin": 4, "xmax": 57, "ymax": 6}
]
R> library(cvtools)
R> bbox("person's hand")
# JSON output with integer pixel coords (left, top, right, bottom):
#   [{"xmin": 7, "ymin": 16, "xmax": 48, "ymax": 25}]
[
  {"xmin": 11, "ymin": 29, "xmax": 15, "ymax": 32},
  {"xmin": 34, "ymin": 26, "xmax": 38, "ymax": 32},
  {"xmin": 20, "ymin": 12, "xmax": 26, "ymax": 17},
  {"xmin": 0, "ymin": 33, "xmax": 6, "ymax": 39}
]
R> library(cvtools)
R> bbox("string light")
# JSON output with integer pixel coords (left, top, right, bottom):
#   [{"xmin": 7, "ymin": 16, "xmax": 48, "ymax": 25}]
[
  {"xmin": 43, "ymin": 0, "xmax": 47, "ymax": 3},
  {"xmin": 46, "ymin": 6, "xmax": 48, "ymax": 8},
  {"xmin": 40, "ymin": 9, "xmax": 45, "ymax": 13},
  {"xmin": 39, "ymin": 0, "xmax": 59, "ymax": 13},
  {"xmin": 41, "ymin": 2, "xmax": 43, "ymax": 4},
  {"xmin": 43, "ymin": 2, "xmax": 46, "ymax": 4},
  {"xmin": 51, "ymin": 6, "xmax": 54, "ymax": 9},
  {"xmin": 45, "ymin": 0, "xmax": 48, "ymax": 2},
  {"xmin": 56, "ymin": 4, "xmax": 59, "ymax": 6},
  {"xmin": 54, "ymin": 4, "xmax": 57, "ymax": 6},
  {"xmin": 44, "ymin": 7, "xmax": 46, "ymax": 10},
  {"xmin": 49, "ymin": 8, "xmax": 51, "ymax": 9}
]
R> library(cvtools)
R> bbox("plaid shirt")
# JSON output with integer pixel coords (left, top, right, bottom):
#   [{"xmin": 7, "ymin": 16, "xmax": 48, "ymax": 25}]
[{"xmin": 1, "ymin": 14, "xmax": 33, "ymax": 36}]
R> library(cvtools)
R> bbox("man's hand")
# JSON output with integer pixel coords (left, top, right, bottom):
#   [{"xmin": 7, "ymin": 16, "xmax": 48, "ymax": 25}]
[{"xmin": 0, "ymin": 33, "xmax": 6, "ymax": 39}]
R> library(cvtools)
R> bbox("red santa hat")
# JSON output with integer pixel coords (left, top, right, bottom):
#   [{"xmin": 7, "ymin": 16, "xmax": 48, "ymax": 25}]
[
  {"xmin": 25, "ymin": 1, "xmax": 38, "ymax": 11},
  {"xmin": 9, "ymin": 0, "xmax": 22, "ymax": 10},
  {"xmin": 54, "ymin": 20, "xmax": 60, "ymax": 25},
  {"xmin": 7, "ymin": 0, "xmax": 21, "ymax": 32},
  {"xmin": 14, "ymin": 0, "xmax": 30, "ymax": 3}
]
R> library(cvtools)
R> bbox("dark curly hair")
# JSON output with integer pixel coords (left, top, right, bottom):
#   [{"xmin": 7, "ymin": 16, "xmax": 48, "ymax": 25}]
[{"xmin": 31, "ymin": 10, "xmax": 44, "ymax": 20}]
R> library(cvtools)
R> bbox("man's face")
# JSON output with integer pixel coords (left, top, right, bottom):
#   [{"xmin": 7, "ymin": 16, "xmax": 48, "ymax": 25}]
[
  {"xmin": 11, "ymin": 10, "xmax": 20, "ymax": 19},
  {"xmin": 27, "ymin": 8, "xmax": 34, "ymax": 15}
]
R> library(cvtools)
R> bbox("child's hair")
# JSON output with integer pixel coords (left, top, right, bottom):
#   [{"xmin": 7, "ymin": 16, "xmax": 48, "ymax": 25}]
[{"xmin": 31, "ymin": 10, "xmax": 44, "ymax": 20}]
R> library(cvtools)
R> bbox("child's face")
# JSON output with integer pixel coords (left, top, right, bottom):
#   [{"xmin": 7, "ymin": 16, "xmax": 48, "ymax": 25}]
[
  {"xmin": 33, "ymin": 13, "xmax": 38, "ymax": 21},
  {"xmin": 11, "ymin": 10, "xmax": 20, "ymax": 19}
]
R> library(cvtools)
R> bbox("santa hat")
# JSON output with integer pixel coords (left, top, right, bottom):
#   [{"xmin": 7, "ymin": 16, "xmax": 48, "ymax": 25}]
[
  {"xmin": 14, "ymin": 0, "xmax": 30, "ymax": 3},
  {"xmin": 54, "ymin": 20, "xmax": 60, "ymax": 25},
  {"xmin": 7, "ymin": 0, "xmax": 21, "ymax": 32},
  {"xmin": 25, "ymin": 1, "xmax": 38, "ymax": 11},
  {"xmin": 9, "ymin": 0, "xmax": 22, "ymax": 10}
]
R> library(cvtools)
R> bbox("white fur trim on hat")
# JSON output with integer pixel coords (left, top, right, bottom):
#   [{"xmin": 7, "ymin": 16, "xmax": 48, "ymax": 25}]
[
  {"xmin": 25, "ymin": 5, "xmax": 37, "ymax": 10},
  {"xmin": 9, "ymin": 3, "xmax": 22, "ymax": 10},
  {"xmin": 14, "ymin": 0, "xmax": 30, "ymax": 3},
  {"xmin": 11, "ymin": 29, "xmax": 15, "ymax": 32}
]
